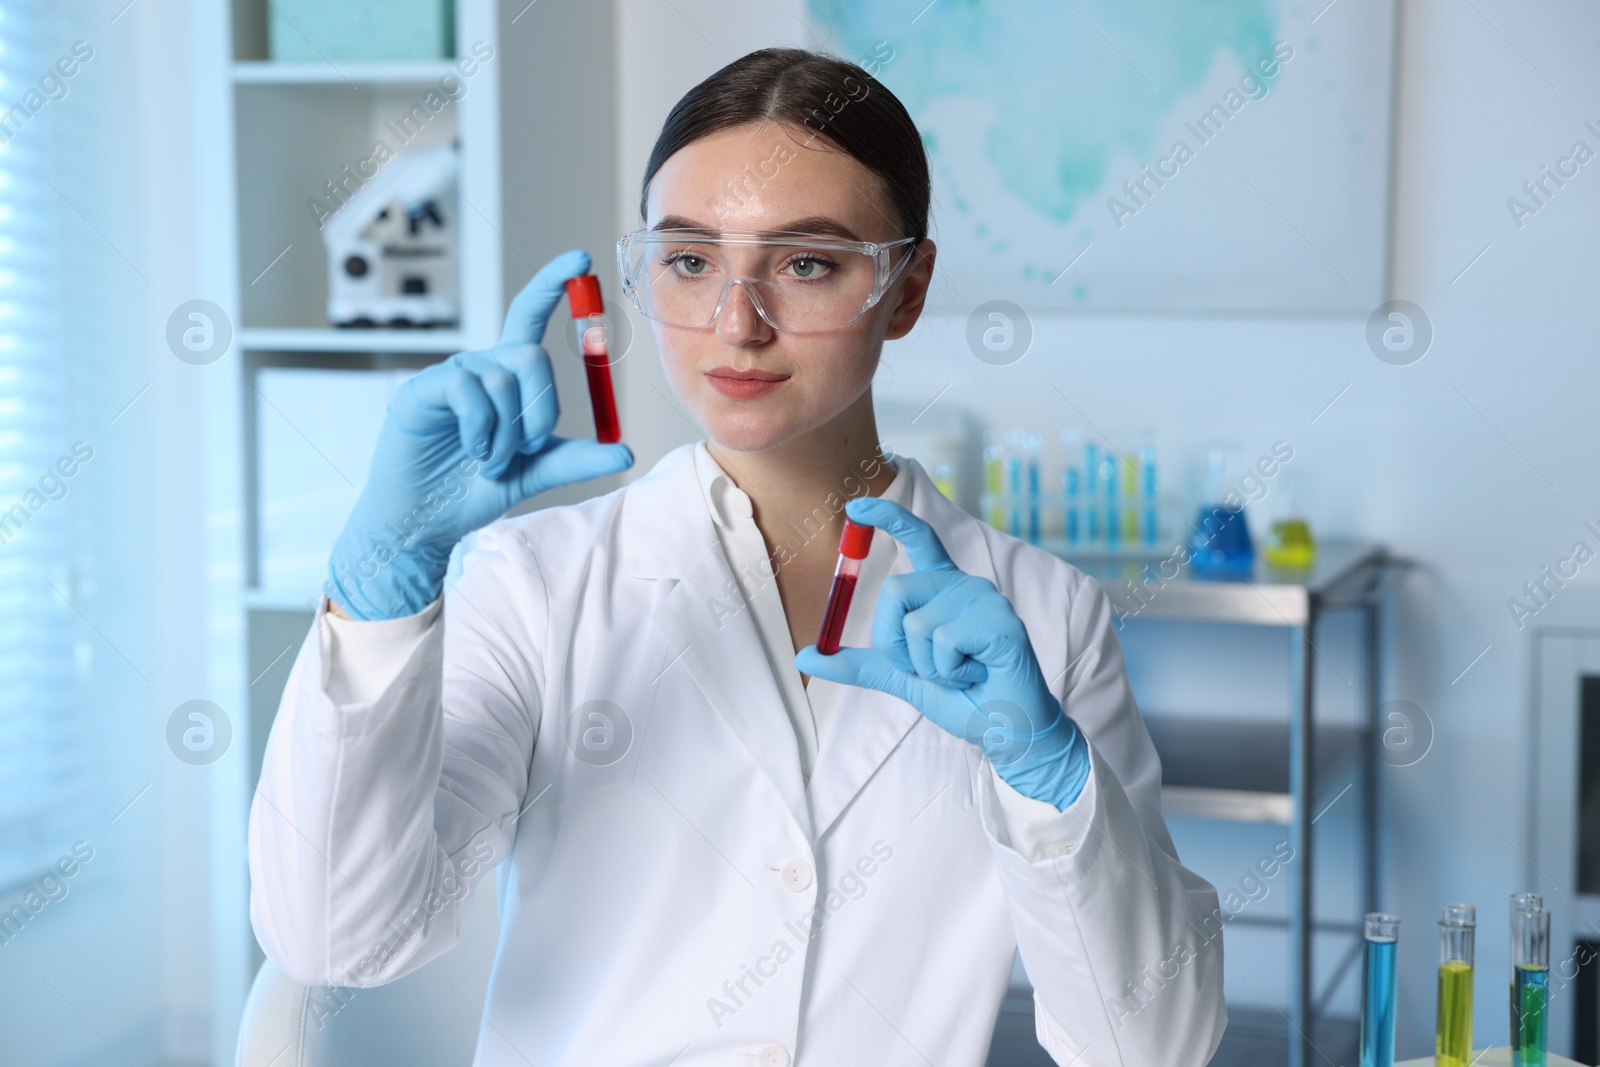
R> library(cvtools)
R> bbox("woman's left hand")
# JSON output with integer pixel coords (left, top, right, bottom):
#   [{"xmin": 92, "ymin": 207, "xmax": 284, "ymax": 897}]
[{"xmin": 795, "ymin": 497, "xmax": 1091, "ymax": 810}]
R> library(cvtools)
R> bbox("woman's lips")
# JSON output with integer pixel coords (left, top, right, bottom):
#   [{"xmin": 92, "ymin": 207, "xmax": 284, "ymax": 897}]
[{"xmin": 706, "ymin": 369, "xmax": 788, "ymax": 399}]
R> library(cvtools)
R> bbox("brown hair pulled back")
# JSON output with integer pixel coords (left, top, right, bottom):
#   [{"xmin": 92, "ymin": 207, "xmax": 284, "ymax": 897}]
[{"xmin": 640, "ymin": 46, "xmax": 930, "ymax": 244}]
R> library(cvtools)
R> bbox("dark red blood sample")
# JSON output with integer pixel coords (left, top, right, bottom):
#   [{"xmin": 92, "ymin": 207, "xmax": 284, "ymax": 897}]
[
  {"xmin": 566, "ymin": 275, "xmax": 622, "ymax": 444},
  {"xmin": 816, "ymin": 571, "xmax": 858, "ymax": 655},
  {"xmin": 582, "ymin": 335, "xmax": 621, "ymax": 444}
]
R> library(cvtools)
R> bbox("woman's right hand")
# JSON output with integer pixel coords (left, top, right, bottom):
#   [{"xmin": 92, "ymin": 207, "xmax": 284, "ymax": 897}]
[{"xmin": 324, "ymin": 249, "xmax": 634, "ymax": 621}]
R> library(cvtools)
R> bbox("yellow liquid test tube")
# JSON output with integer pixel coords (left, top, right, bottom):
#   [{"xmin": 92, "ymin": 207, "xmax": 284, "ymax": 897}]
[
  {"xmin": 1436, "ymin": 903, "xmax": 1475, "ymax": 1067},
  {"xmin": 1120, "ymin": 453, "xmax": 1139, "ymax": 542},
  {"xmin": 983, "ymin": 444, "xmax": 1004, "ymax": 529},
  {"xmin": 1436, "ymin": 960, "xmax": 1473, "ymax": 1065}
]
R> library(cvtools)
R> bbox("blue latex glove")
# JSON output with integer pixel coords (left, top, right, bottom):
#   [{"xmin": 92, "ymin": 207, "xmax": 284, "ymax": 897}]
[
  {"xmin": 795, "ymin": 497, "xmax": 1090, "ymax": 810},
  {"xmin": 325, "ymin": 249, "xmax": 633, "ymax": 621}
]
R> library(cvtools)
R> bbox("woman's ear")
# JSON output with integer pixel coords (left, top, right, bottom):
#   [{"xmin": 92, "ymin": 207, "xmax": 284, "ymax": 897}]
[{"xmin": 883, "ymin": 240, "xmax": 937, "ymax": 341}]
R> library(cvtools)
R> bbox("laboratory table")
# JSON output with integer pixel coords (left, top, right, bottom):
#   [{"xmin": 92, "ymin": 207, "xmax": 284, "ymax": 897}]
[{"xmin": 1044, "ymin": 538, "xmax": 1413, "ymax": 1067}]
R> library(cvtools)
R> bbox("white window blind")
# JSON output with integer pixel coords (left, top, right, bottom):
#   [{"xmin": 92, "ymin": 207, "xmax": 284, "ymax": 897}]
[{"xmin": 0, "ymin": 3, "xmax": 89, "ymax": 891}]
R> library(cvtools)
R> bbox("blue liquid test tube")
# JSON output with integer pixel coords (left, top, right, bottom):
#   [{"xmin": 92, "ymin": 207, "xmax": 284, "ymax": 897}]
[
  {"xmin": 1027, "ymin": 451, "xmax": 1040, "ymax": 543},
  {"xmin": 1005, "ymin": 451, "xmax": 1021, "ymax": 537},
  {"xmin": 1064, "ymin": 467, "xmax": 1080, "ymax": 544},
  {"xmin": 1140, "ymin": 442, "xmax": 1159, "ymax": 545},
  {"xmin": 1360, "ymin": 913, "xmax": 1399, "ymax": 1067},
  {"xmin": 1083, "ymin": 442, "xmax": 1100, "ymax": 544},
  {"xmin": 1102, "ymin": 454, "xmax": 1119, "ymax": 548}
]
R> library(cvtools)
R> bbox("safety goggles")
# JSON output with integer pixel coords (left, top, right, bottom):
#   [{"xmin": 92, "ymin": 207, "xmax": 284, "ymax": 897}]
[{"xmin": 615, "ymin": 228, "xmax": 919, "ymax": 333}]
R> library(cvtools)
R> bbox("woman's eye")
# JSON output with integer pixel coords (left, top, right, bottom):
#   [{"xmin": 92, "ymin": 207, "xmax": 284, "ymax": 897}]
[
  {"xmin": 788, "ymin": 256, "xmax": 834, "ymax": 279},
  {"xmin": 664, "ymin": 252, "xmax": 708, "ymax": 275}
]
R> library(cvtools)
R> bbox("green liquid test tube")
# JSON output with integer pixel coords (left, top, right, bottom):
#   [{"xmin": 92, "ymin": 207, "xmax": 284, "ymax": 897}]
[
  {"xmin": 1515, "ymin": 906, "xmax": 1551, "ymax": 1067},
  {"xmin": 1436, "ymin": 902, "xmax": 1475, "ymax": 1067},
  {"xmin": 1510, "ymin": 892, "xmax": 1543, "ymax": 1059}
]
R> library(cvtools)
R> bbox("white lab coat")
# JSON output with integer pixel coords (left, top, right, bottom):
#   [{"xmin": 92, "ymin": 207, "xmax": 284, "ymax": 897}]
[{"xmin": 249, "ymin": 442, "xmax": 1226, "ymax": 1067}]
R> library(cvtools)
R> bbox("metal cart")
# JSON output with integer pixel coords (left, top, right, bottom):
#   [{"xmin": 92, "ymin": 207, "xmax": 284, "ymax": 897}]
[{"xmin": 1054, "ymin": 539, "xmax": 1413, "ymax": 1067}]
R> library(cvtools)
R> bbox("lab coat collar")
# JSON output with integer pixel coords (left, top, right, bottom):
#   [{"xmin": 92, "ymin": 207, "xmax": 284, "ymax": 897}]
[
  {"xmin": 618, "ymin": 443, "xmax": 716, "ymax": 581},
  {"xmin": 619, "ymin": 442, "xmax": 1001, "ymax": 845},
  {"xmin": 619, "ymin": 443, "xmax": 996, "ymax": 583}
]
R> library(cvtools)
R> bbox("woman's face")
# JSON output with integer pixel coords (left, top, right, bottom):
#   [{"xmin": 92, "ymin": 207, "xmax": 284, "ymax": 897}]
[{"xmin": 642, "ymin": 122, "xmax": 935, "ymax": 453}]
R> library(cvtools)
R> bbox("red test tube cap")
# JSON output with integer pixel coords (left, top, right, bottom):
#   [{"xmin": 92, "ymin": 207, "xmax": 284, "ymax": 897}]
[
  {"xmin": 838, "ymin": 518, "xmax": 874, "ymax": 560},
  {"xmin": 566, "ymin": 274, "xmax": 603, "ymax": 318}
]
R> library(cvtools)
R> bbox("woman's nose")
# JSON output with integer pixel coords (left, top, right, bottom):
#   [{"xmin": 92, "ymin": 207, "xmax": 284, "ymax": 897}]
[{"xmin": 714, "ymin": 279, "xmax": 775, "ymax": 343}]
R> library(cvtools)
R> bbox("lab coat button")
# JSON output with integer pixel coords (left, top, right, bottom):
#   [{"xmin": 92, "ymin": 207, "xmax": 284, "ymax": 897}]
[
  {"xmin": 1043, "ymin": 841, "xmax": 1073, "ymax": 858},
  {"xmin": 756, "ymin": 1044, "xmax": 790, "ymax": 1067},
  {"xmin": 778, "ymin": 860, "xmax": 812, "ymax": 892}
]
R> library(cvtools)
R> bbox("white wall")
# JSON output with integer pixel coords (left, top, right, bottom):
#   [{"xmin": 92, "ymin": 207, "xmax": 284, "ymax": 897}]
[
  {"xmin": 498, "ymin": 0, "xmax": 624, "ymax": 510},
  {"xmin": 609, "ymin": 0, "xmax": 1600, "ymax": 1058},
  {"xmin": 1378, "ymin": 0, "xmax": 1600, "ymax": 1051}
]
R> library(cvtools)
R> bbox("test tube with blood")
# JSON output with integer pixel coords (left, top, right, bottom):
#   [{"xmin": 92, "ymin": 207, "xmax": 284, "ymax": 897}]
[
  {"xmin": 563, "ymin": 274, "xmax": 622, "ymax": 443},
  {"xmin": 816, "ymin": 518, "xmax": 874, "ymax": 655}
]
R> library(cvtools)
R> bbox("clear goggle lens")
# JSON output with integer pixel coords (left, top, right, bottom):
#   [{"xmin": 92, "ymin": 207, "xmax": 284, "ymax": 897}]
[{"xmin": 616, "ymin": 230, "xmax": 916, "ymax": 333}]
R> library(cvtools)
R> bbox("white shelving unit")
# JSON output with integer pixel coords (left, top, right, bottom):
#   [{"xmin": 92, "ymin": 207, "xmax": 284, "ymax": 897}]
[
  {"xmin": 226, "ymin": 0, "xmax": 506, "ymax": 662},
  {"xmin": 232, "ymin": 60, "xmax": 466, "ymax": 84},
  {"xmin": 208, "ymin": 3, "xmax": 505, "ymax": 1061},
  {"xmin": 238, "ymin": 326, "xmax": 475, "ymax": 353},
  {"xmin": 205, "ymin": 1, "xmax": 622, "ymax": 1058}
]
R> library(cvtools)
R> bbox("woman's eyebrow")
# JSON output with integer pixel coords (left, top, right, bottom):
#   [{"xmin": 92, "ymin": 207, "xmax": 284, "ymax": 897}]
[
  {"xmin": 650, "ymin": 215, "xmax": 713, "ymax": 233},
  {"xmin": 773, "ymin": 217, "xmax": 863, "ymax": 241},
  {"xmin": 650, "ymin": 214, "xmax": 864, "ymax": 241}
]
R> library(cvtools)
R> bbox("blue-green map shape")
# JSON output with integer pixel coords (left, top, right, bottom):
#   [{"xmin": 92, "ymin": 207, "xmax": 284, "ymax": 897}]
[{"xmin": 804, "ymin": 0, "xmax": 1278, "ymax": 226}]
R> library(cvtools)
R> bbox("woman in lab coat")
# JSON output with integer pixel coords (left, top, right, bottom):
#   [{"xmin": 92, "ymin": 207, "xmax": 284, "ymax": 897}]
[{"xmin": 249, "ymin": 47, "xmax": 1225, "ymax": 1067}]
